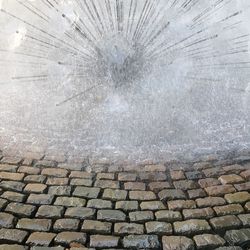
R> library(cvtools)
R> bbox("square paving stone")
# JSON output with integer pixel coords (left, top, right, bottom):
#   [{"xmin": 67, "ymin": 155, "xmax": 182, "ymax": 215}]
[
  {"xmin": 0, "ymin": 181, "xmax": 25, "ymax": 192},
  {"xmin": 0, "ymin": 212, "xmax": 15, "ymax": 228},
  {"xmin": 65, "ymin": 207, "xmax": 95, "ymax": 219},
  {"xmin": 224, "ymin": 228, "xmax": 250, "ymax": 246},
  {"xmin": 54, "ymin": 197, "xmax": 86, "ymax": 207},
  {"xmin": 187, "ymin": 189, "xmax": 207, "ymax": 199},
  {"xmin": 114, "ymin": 223, "xmax": 144, "ymax": 235},
  {"xmin": 27, "ymin": 194, "xmax": 54, "ymax": 205},
  {"xmin": 210, "ymin": 215, "xmax": 242, "ymax": 231},
  {"xmin": 155, "ymin": 210, "xmax": 182, "ymax": 222},
  {"xmin": 48, "ymin": 186, "xmax": 71, "ymax": 196},
  {"xmin": 87, "ymin": 199, "xmax": 112, "ymax": 209},
  {"xmin": 54, "ymin": 231, "xmax": 87, "ymax": 246},
  {"xmin": 17, "ymin": 218, "xmax": 51, "ymax": 232},
  {"xmin": 73, "ymin": 186, "xmax": 100, "ymax": 199},
  {"xmin": 53, "ymin": 218, "xmax": 79, "ymax": 231},
  {"xmin": 102, "ymin": 189, "xmax": 128, "ymax": 201},
  {"xmin": 162, "ymin": 236, "xmax": 195, "ymax": 250},
  {"xmin": 90, "ymin": 235, "xmax": 120, "ymax": 248},
  {"xmin": 26, "ymin": 232, "xmax": 56, "ymax": 246},
  {"xmin": 81, "ymin": 220, "xmax": 112, "ymax": 234},
  {"xmin": 2, "ymin": 191, "xmax": 25, "ymax": 203},
  {"xmin": 193, "ymin": 234, "xmax": 225, "ymax": 249},
  {"xmin": 36, "ymin": 205, "xmax": 64, "ymax": 218},
  {"xmin": 158, "ymin": 189, "xmax": 186, "ymax": 201},
  {"xmin": 182, "ymin": 207, "xmax": 214, "ymax": 220},
  {"xmin": 173, "ymin": 180, "xmax": 198, "ymax": 190},
  {"xmin": 198, "ymin": 178, "xmax": 220, "ymax": 188},
  {"xmin": 123, "ymin": 235, "xmax": 160, "ymax": 249},
  {"xmin": 129, "ymin": 211, "xmax": 154, "ymax": 222},
  {"xmin": 213, "ymin": 204, "xmax": 244, "ymax": 216},
  {"xmin": 5, "ymin": 202, "xmax": 36, "ymax": 217},
  {"xmin": 174, "ymin": 219, "xmax": 211, "ymax": 235},
  {"xmin": 0, "ymin": 228, "xmax": 28, "ymax": 244},
  {"xmin": 97, "ymin": 209, "xmax": 126, "ymax": 222},
  {"xmin": 146, "ymin": 221, "xmax": 172, "ymax": 235},
  {"xmin": 115, "ymin": 201, "xmax": 138, "ymax": 212}
]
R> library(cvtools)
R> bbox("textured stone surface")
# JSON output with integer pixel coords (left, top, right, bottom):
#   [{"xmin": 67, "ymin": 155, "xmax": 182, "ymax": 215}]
[
  {"xmin": 73, "ymin": 186, "xmax": 100, "ymax": 199},
  {"xmin": 82, "ymin": 220, "xmax": 112, "ymax": 234},
  {"xmin": 129, "ymin": 211, "xmax": 154, "ymax": 222},
  {"xmin": 224, "ymin": 191, "xmax": 250, "ymax": 204},
  {"xmin": 65, "ymin": 207, "xmax": 95, "ymax": 219},
  {"xmin": 54, "ymin": 197, "xmax": 86, "ymax": 207},
  {"xmin": 224, "ymin": 228, "xmax": 250, "ymax": 246},
  {"xmin": 158, "ymin": 189, "xmax": 186, "ymax": 200},
  {"xmin": 0, "ymin": 228, "xmax": 28, "ymax": 244},
  {"xmin": 193, "ymin": 234, "xmax": 225, "ymax": 249},
  {"xmin": 115, "ymin": 200, "xmax": 139, "ymax": 211},
  {"xmin": 162, "ymin": 236, "xmax": 195, "ymax": 250},
  {"xmin": 54, "ymin": 232, "xmax": 86, "ymax": 245},
  {"xmin": 90, "ymin": 235, "xmax": 119, "ymax": 248},
  {"xmin": 114, "ymin": 223, "xmax": 144, "ymax": 235},
  {"xmin": 97, "ymin": 209, "xmax": 126, "ymax": 222},
  {"xmin": 26, "ymin": 232, "xmax": 56, "ymax": 246},
  {"xmin": 145, "ymin": 221, "xmax": 172, "ymax": 235},
  {"xmin": 0, "ymin": 212, "xmax": 15, "ymax": 228},
  {"xmin": 155, "ymin": 210, "xmax": 182, "ymax": 222},
  {"xmin": 36, "ymin": 205, "xmax": 64, "ymax": 218},
  {"xmin": 123, "ymin": 235, "xmax": 160, "ymax": 249},
  {"xmin": 213, "ymin": 204, "xmax": 244, "ymax": 216},
  {"xmin": 6, "ymin": 202, "xmax": 36, "ymax": 217},
  {"xmin": 102, "ymin": 188, "xmax": 127, "ymax": 200},
  {"xmin": 210, "ymin": 215, "xmax": 242, "ymax": 231},
  {"xmin": 17, "ymin": 218, "xmax": 51, "ymax": 232},
  {"xmin": 129, "ymin": 191, "xmax": 156, "ymax": 200},
  {"xmin": 183, "ymin": 207, "xmax": 214, "ymax": 220}
]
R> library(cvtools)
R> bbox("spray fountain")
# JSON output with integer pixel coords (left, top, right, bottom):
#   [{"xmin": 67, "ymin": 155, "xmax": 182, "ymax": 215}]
[{"xmin": 0, "ymin": 0, "xmax": 250, "ymax": 163}]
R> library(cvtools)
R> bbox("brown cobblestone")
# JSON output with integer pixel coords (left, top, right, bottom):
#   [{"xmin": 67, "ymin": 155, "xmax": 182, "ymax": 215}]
[
  {"xmin": 96, "ymin": 173, "xmax": 115, "ymax": 180},
  {"xmin": 187, "ymin": 189, "xmax": 206, "ymax": 199},
  {"xmin": 81, "ymin": 220, "xmax": 112, "ymax": 234},
  {"xmin": 97, "ymin": 209, "xmax": 126, "ymax": 222},
  {"xmin": 158, "ymin": 189, "xmax": 186, "ymax": 200},
  {"xmin": 27, "ymin": 194, "xmax": 53, "ymax": 205},
  {"xmin": 139, "ymin": 172, "xmax": 167, "ymax": 181},
  {"xmin": 170, "ymin": 170, "xmax": 186, "ymax": 180},
  {"xmin": 0, "ymin": 245, "xmax": 27, "ymax": 250},
  {"xmin": 118, "ymin": 173, "xmax": 137, "ymax": 181},
  {"xmin": 168, "ymin": 200, "xmax": 196, "ymax": 211},
  {"xmin": 0, "ymin": 172, "xmax": 24, "ymax": 181},
  {"xmin": 17, "ymin": 218, "xmax": 51, "ymax": 231},
  {"xmin": 26, "ymin": 232, "xmax": 56, "ymax": 246},
  {"xmin": 140, "ymin": 201, "xmax": 166, "ymax": 210},
  {"xmin": 234, "ymin": 182, "xmax": 250, "ymax": 191},
  {"xmin": 129, "ymin": 211, "xmax": 154, "ymax": 222},
  {"xmin": 225, "ymin": 191, "xmax": 250, "ymax": 204},
  {"xmin": 6, "ymin": 202, "xmax": 36, "ymax": 217},
  {"xmin": 48, "ymin": 186, "xmax": 71, "ymax": 196},
  {"xmin": 222, "ymin": 164, "xmax": 246, "ymax": 174},
  {"xmin": 193, "ymin": 234, "xmax": 225, "ymax": 249},
  {"xmin": 46, "ymin": 177, "xmax": 68, "ymax": 185},
  {"xmin": 224, "ymin": 228, "xmax": 250, "ymax": 246},
  {"xmin": 36, "ymin": 205, "xmax": 64, "ymax": 218},
  {"xmin": 24, "ymin": 184, "xmax": 47, "ymax": 193},
  {"xmin": 65, "ymin": 207, "xmax": 95, "ymax": 219},
  {"xmin": 0, "ymin": 228, "xmax": 28, "ymax": 244},
  {"xmin": 115, "ymin": 200, "xmax": 139, "ymax": 211},
  {"xmin": 70, "ymin": 178, "xmax": 92, "ymax": 186},
  {"xmin": 73, "ymin": 186, "xmax": 100, "ymax": 199},
  {"xmin": 213, "ymin": 204, "xmax": 244, "ymax": 216},
  {"xmin": 205, "ymin": 184, "xmax": 236, "ymax": 196},
  {"xmin": 196, "ymin": 197, "xmax": 226, "ymax": 207},
  {"xmin": 245, "ymin": 201, "xmax": 250, "ymax": 211},
  {"xmin": 183, "ymin": 207, "xmax": 214, "ymax": 220},
  {"xmin": 69, "ymin": 171, "xmax": 94, "ymax": 179},
  {"xmin": 219, "ymin": 174, "xmax": 244, "ymax": 184},
  {"xmin": 0, "ymin": 212, "xmax": 15, "ymax": 228},
  {"xmin": 162, "ymin": 236, "xmax": 195, "ymax": 250},
  {"xmin": 173, "ymin": 180, "xmax": 198, "ymax": 190},
  {"xmin": 146, "ymin": 221, "xmax": 172, "ymax": 235},
  {"xmin": 2, "ymin": 191, "xmax": 25, "ymax": 202},
  {"xmin": 155, "ymin": 210, "xmax": 182, "ymax": 222},
  {"xmin": 240, "ymin": 169, "xmax": 250, "ymax": 180},
  {"xmin": 210, "ymin": 215, "xmax": 242, "ymax": 231},
  {"xmin": 87, "ymin": 199, "xmax": 112, "ymax": 209},
  {"xmin": 148, "ymin": 182, "xmax": 171, "ymax": 192},
  {"xmin": 0, "ymin": 164, "xmax": 18, "ymax": 172},
  {"xmin": 24, "ymin": 175, "xmax": 46, "ymax": 183},
  {"xmin": 129, "ymin": 191, "xmax": 156, "ymax": 200},
  {"xmin": 198, "ymin": 178, "xmax": 220, "ymax": 188},
  {"xmin": 237, "ymin": 213, "xmax": 250, "ymax": 226},
  {"xmin": 54, "ymin": 232, "xmax": 87, "ymax": 245},
  {"xmin": 94, "ymin": 180, "xmax": 119, "ymax": 189},
  {"xmin": 18, "ymin": 166, "xmax": 40, "ymax": 175},
  {"xmin": 54, "ymin": 196, "xmax": 86, "ymax": 207},
  {"xmin": 0, "ymin": 181, "xmax": 25, "ymax": 192},
  {"xmin": 114, "ymin": 222, "xmax": 144, "ymax": 235},
  {"xmin": 124, "ymin": 182, "xmax": 145, "ymax": 190},
  {"xmin": 102, "ymin": 188, "xmax": 127, "ymax": 201},
  {"xmin": 90, "ymin": 235, "xmax": 119, "ymax": 248},
  {"xmin": 53, "ymin": 218, "xmax": 79, "ymax": 231},
  {"xmin": 202, "ymin": 167, "xmax": 226, "ymax": 178},
  {"xmin": 174, "ymin": 219, "xmax": 211, "ymax": 235}
]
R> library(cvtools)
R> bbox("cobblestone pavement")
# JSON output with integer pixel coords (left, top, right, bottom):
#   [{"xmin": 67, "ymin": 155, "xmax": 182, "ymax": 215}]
[{"xmin": 0, "ymin": 151, "xmax": 250, "ymax": 249}]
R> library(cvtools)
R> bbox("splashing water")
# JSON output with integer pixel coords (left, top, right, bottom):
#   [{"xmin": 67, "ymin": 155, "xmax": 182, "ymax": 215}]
[{"xmin": 0, "ymin": 0, "xmax": 250, "ymax": 162}]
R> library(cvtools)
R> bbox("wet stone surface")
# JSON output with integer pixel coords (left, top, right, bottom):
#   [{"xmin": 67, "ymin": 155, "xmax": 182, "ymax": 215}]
[{"xmin": 0, "ymin": 154, "xmax": 249, "ymax": 249}]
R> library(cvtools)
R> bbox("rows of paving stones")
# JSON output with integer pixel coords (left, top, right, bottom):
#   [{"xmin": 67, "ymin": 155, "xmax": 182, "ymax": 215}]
[{"xmin": 0, "ymin": 152, "xmax": 249, "ymax": 249}]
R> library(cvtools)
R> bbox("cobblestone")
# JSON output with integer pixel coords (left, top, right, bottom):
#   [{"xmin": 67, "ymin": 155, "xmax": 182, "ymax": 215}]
[{"xmin": 0, "ymin": 152, "xmax": 250, "ymax": 249}]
